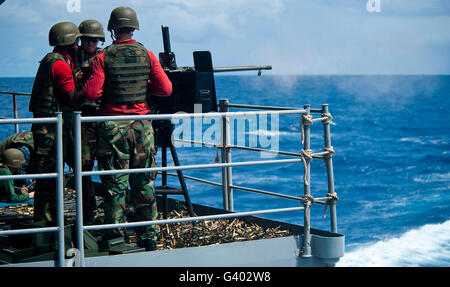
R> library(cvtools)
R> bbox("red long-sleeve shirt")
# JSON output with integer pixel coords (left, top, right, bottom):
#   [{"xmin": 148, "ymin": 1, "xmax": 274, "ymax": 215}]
[
  {"xmin": 51, "ymin": 47, "xmax": 76, "ymax": 96},
  {"xmin": 83, "ymin": 39, "xmax": 172, "ymax": 115}
]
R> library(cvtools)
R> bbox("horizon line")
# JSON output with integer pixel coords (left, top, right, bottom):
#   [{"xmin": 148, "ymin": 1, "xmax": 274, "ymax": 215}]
[{"xmin": 1, "ymin": 73, "xmax": 449, "ymax": 79}]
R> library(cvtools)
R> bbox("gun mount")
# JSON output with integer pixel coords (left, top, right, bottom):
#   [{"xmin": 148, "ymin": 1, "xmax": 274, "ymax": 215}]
[{"xmin": 152, "ymin": 26, "xmax": 271, "ymax": 148}]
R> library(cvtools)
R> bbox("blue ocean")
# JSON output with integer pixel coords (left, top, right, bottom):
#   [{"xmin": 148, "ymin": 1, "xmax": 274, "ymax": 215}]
[{"xmin": 0, "ymin": 75, "xmax": 449, "ymax": 267}]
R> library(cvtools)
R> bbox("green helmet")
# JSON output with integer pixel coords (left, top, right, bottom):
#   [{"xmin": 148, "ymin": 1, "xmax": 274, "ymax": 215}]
[
  {"xmin": 3, "ymin": 148, "xmax": 25, "ymax": 169},
  {"xmin": 107, "ymin": 6, "xmax": 139, "ymax": 31},
  {"xmin": 79, "ymin": 19, "xmax": 105, "ymax": 42},
  {"xmin": 49, "ymin": 21, "xmax": 81, "ymax": 46}
]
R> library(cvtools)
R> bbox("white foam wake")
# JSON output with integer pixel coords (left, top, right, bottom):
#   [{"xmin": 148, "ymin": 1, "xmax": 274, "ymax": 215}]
[
  {"xmin": 336, "ymin": 220, "xmax": 450, "ymax": 267},
  {"xmin": 246, "ymin": 129, "xmax": 297, "ymax": 137}
]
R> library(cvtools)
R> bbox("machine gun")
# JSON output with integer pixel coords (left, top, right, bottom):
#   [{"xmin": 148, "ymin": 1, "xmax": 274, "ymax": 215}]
[
  {"xmin": 151, "ymin": 26, "xmax": 271, "ymax": 218},
  {"xmin": 151, "ymin": 25, "xmax": 272, "ymax": 115}
]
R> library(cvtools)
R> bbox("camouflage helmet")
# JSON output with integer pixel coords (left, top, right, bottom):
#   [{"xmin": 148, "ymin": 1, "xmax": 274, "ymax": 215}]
[
  {"xmin": 49, "ymin": 21, "xmax": 82, "ymax": 46},
  {"xmin": 107, "ymin": 6, "xmax": 139, "ymax": 31},
  {"xmin": 79, "ymin": 20, "xmax": 105, "ymax": 42},
  {"xmin": 3, "ymin": 148, "xmax": 25, "ymax": 169}
]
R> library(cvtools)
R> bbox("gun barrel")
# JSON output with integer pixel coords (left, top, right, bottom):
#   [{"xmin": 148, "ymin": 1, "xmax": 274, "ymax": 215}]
[
  {"xmin": 213, "ymin": 65, "xmax": 272, "ymax": 73},
  {"xmin": 161, "ymin": 25, "xmax": 177, "ymax": 70},
  {"xmin": 162, "ymin": 26, "xmax": 172, "ymax": 54}
]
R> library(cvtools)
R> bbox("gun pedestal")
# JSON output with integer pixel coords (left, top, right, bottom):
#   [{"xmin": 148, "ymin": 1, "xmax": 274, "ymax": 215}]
[{"xmin": 153, "ymin": 120, "xmax": 195, "ymax": 219}]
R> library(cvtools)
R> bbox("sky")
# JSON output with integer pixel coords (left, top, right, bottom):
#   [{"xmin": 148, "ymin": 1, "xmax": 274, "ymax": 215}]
[{"xmin": 0, "ymin": 0, "xmax": 449, "ymax": 77}]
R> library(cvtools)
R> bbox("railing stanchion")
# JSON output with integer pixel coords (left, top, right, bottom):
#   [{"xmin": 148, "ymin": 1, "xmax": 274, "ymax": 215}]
[
  {"xmin": 322, "ymin": 104, "xmax": 338, "ymax": 233},
  {"xmin": 12, "ymin": 93, "xmax": 19, "ymax": 133},
  {"xmin": 219, "ymin": 99, "xmax": 229, "ymax": 211},
  {"xmin": 55, "ymin": 112, "xmax": 65, "ymax": 267},
  {"xmin": 219, "ymin": 99, "xmax": 233, "ymax": 211},
  {"xmin": 301, "ymin": 105, "xmax": 312, "ymax": 257},
  {"xmin": 74, "ymin": 111, "xmax": 85, "ymax": 266},
  {"xmin": 225, "ymin": 107, "xmax": 234, "ymax": 212}
]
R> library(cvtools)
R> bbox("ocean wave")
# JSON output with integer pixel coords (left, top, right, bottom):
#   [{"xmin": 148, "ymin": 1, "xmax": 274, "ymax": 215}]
[
  {"xmin": 413, "ymin": 172, "xmax": 450, "ymax": 183},
  {"xmin": 245, "ymin": 129, "xmax": 325, "ymax": 141},
  {"xmin": 232, "ymin": 173, "xmax": 300, "ymax": 185},
  {"xmin": 400, "ymin": 136, "xmax": 449, "ymax": 146},
  {"xmin": 400, "ymin": 137, "xmax": 425, "ymax": 145},
  {"xmin": 336, "ymin": 220, "xmax": 450, "ymax": 267}
]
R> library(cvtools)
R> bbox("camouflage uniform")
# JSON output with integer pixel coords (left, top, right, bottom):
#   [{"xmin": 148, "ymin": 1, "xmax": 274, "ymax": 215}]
[
  {"xmin": 97, "ymin": 120, "xmax": 158, "ymax": 240},
  {"xmin": 0, "ymin": 131, "xmax": 34, "ymax": 187},
  {"xmin": 66, "ymin": 19, "xmax": 105, "ymax": 223},
  {"xmin": 29, "ymin": 52, "xmax": 68, "ymax": 223},
  {"xmin": 93, "ymin": 37, "xmax": 158, "ymax": 242},
  {"xmin": 61, "ymin": 47, "xmax": 104, "ymax": 224},
  {"xmin": 0, "ymin": 131, "xmax": 34, "ymax": 161},
  {"xmin": 85, "ymin": 7, "xmax": 172, "ymax": 250},
  {"xmin": 29, "ymin": 22, "xmax": 82, "ymax": 223},
  {"xmin": 31, "ymin": 124, "xmax": 58, "ymax": 222},
  {"xmin": 62, "ymin": 118, "xmax": 97, "ymax": 224}
]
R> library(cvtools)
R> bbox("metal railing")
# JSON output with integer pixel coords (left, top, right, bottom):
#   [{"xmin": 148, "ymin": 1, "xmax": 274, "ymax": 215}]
[
  {"xmin": 0, "ymin": 91, "xmax": 32, "ymax": 133},
  {"xmin": 0, "ymin": 112, "xmax": 66, "ymax": 267},
  {"xmin": 0, "ymin": 91, "xmax": 338, "ymax": 267},
  {"xmin": 72, "ymin": 100, "xmax": 337, "ymax": 266}
]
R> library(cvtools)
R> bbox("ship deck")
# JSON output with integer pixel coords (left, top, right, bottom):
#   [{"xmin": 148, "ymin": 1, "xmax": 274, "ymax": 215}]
[{"xmin": 1, "ymin": 195, "xmax": 344, "ymax": 267}]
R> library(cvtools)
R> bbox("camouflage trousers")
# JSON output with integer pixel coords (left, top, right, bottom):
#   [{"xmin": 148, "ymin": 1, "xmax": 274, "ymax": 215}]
[
  {"xmin": 31, "ymin": 120, "xmax": 99, "ymax": 225},
  {"xmin": 63, "ymin": 120, "xmax": 98, "ymax": 224},
  {"xmin": 30, "ymin": 123, "xmax": 57, "ymax": 223},
  {"xmin": 97, "ymin": 120, "xmax": 158, "ymax": 241}
]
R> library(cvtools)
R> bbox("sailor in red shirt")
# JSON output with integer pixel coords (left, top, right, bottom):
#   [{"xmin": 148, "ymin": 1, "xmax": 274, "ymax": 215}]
[
  {"xmin": 28, "ymin": 21, "xmax": 82, "ymax": 223},
  {"xmin": 51, "ymin": 47, "xmax": 77, "ymax": 101},
  {"xmin": 84, "ymin": 40, "xmax": 172, "ymax": 115},
  {"xmin": 82, "ymin": 7, "xmax": 172, "ymax": 251}
]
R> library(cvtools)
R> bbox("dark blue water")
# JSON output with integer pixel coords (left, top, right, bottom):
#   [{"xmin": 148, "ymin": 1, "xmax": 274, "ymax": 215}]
[{"xmin": 1, "ymin": 75, "xmax": 449, "ymax": 266}]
